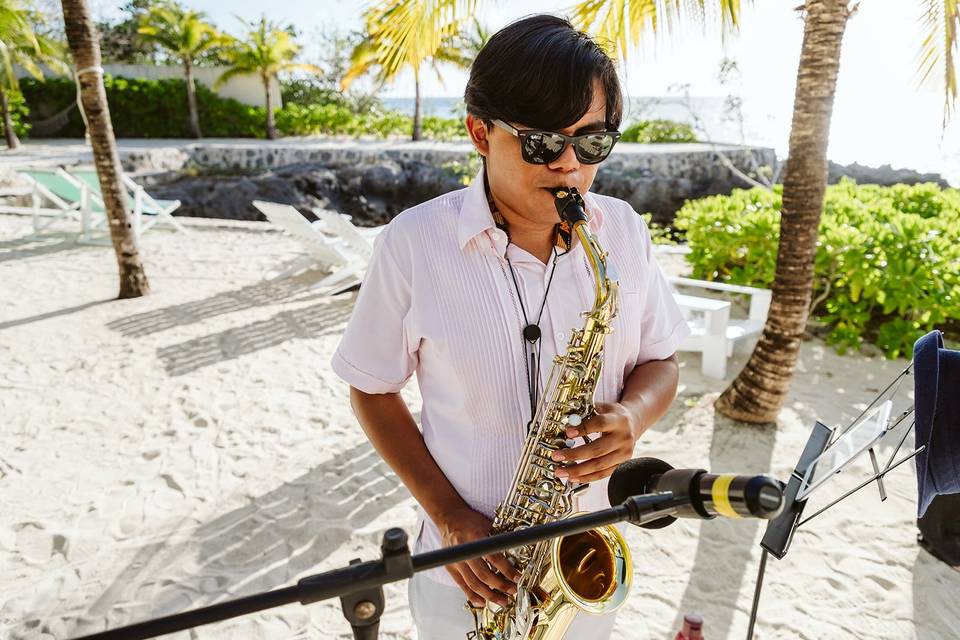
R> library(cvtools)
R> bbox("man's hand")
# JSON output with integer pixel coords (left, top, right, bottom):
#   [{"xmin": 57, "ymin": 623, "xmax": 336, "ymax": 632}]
[
  {"xmin": 435, "ymin": 506, "xmax": 521, "ymax": 607},
  {"xmin": 552, "ymin": 401, "xmax": 645, "ymax": 483}
]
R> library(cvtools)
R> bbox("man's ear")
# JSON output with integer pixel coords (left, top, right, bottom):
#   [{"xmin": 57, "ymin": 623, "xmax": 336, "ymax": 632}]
[{"xmin": 466, "ymin": 114, "xmax": 490, "ymax": 158}]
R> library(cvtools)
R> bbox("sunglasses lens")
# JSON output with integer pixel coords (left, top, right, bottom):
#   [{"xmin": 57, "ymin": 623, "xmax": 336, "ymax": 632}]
[
  {"xmin": 575, "ymin": 134, "xmax": 616, "ymax": 164},
  {"xmin": 522, "ymin": 132, "xmax": 567, "ymax": 164}
]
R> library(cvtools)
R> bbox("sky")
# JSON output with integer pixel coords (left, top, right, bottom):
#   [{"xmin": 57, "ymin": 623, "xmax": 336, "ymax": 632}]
[{"xmin": 92, "ymin": 0, "xmax": 960, "ymax": 183}]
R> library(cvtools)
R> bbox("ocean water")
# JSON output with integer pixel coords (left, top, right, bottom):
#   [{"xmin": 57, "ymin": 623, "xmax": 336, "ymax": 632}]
[{"xmin": 381, "ymin": 96, "xmax": 960, "ymax": 187}]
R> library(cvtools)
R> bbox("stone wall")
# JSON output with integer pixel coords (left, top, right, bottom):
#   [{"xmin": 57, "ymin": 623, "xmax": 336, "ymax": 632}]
[
  {"xmin": 6, "ymin": 139, "xmax": 948, "ymax": 227},
  {"xmin": 128, "ymin": 140, "xmax": 778, "ymax": 226}
]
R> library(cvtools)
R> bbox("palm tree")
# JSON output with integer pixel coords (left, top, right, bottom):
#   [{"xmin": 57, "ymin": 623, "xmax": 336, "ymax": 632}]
[
  {"xmin": 216, "ymin": 17, "xmax": 321, "ymax": 140},
  {"xmin": 712, "ymin": 0, "xmax": 854, "ymax": 422},
  {"xmin": 137, "ymin": 1, "xmax": 227, "ymax": 139},
  {"xmin": 572, "ymin": 0, "xmax": 958, "ymax": 423},
  {"xmin": 342, "ymin": 1, "xmax": 478, "ymax": 141},
  {"xmin": 0, "ymin": 1, "xmax": 67, "ymax": 149},
  {"xmin": 62, "ymin": 0, "xmax": 150, "ymax": 299}
]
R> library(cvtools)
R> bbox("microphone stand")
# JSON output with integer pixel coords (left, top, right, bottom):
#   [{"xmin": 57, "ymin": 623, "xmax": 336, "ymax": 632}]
[{"xmin": 70, "ymin": 492, "xmax": 687, "ymax": 640}]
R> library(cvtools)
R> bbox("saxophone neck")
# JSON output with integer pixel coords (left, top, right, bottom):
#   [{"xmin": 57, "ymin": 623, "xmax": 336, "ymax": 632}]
[{"xmin": 552, "ymin": 187, "xmax": 615, "ymax": 305}]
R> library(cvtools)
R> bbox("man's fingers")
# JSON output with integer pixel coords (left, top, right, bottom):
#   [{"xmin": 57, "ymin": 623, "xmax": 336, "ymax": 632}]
[
  {"xmin": 447, "ymin": 567, "xmax": 484, "ymax": 607},
  {"xmin": 561, "ymin": 451, "xmax": 622, "ymax": 482},
  {"xmin": 485, "ymin": 553, "xmax": 522, "ymax": 583},
  {"xmin": 461, "ymin": 563, "xmax": 510, "ymax": 606},
  {"xmin": 556, "ymin": 432, "xmax": 620, "ymax": 463},
  {"xmin": 466, "ymin": 558, "xmax": 515, "ymax": 601}
]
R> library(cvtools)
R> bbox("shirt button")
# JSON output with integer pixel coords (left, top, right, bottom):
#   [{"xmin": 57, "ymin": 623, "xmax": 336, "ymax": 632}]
[{"xmin": 556, "ymin": 332, "xmax": 564, "ymax": 340}]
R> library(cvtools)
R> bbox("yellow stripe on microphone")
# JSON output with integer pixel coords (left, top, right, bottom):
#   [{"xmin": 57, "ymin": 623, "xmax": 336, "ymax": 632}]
[{"xmin": 711, "ymin": 474, "xmax": 741, "ymax": 518}]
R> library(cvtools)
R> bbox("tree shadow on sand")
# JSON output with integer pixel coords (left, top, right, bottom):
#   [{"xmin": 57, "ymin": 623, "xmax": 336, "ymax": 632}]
[
  {"xmin": 0, "ymin": 231, "xmax": 102, "ymax": 264},
  {"xmin": 64, "ymin": 440, "xmax": 412, "ymax": 637},
  {"xmin": 655, "ymin": 393, "xmax": 779, "ymax": 637},
  {"xmin": 155, "ymin": 296, "xmax": 355, "ymax": 376},
  {"xmin": 107, "ymin": 273, "xmax": 337, "ymax": 338}
]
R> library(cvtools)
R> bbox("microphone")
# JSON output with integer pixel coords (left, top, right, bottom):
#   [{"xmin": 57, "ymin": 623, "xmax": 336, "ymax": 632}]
[{"xmin": 608, "ymin": 457, "xmax": 785, "ymax": 529}]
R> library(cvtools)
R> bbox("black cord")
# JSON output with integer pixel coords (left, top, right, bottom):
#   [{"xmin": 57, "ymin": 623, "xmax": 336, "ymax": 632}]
[{"xmin": 505, "ymin": 244, "xmax": 560, "ymax": 421}]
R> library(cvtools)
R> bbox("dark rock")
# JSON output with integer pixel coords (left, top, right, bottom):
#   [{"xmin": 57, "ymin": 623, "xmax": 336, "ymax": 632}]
[
  {"xmin": 146, "ymin": 159, "xmax": 465, "ymax": 225},
  {"xmin": 827, "ymin": 161, "xmax": 949, "ymax": 188}
]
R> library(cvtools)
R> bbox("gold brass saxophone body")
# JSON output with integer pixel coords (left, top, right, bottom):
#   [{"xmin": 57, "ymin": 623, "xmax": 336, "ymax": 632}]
[{"xmin": 468, "ymin": 187, "xmax": 632, "ymax": 640}]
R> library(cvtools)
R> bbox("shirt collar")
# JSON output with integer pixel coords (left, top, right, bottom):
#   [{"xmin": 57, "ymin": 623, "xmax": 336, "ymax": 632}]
[{"xmin": 456, "ymin": 166, "xmax": 606, "ymax": 253}]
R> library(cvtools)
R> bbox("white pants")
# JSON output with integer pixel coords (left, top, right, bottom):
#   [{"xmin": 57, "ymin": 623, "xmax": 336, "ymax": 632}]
[{"xmin": 408, "ymin": 572, "xmax": 617, "ymax": 640}]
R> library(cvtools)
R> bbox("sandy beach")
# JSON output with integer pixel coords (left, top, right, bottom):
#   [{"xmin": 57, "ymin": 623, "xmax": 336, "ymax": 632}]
[{"xmin": 1, "ymin": 212, "xmax": 957, "ymax": 640}]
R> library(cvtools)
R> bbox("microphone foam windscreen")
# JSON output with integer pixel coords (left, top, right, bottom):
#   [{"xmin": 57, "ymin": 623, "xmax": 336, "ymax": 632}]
[{"xmin": 607, "ymin": 457, "xmax": 674, "ymax": 507}]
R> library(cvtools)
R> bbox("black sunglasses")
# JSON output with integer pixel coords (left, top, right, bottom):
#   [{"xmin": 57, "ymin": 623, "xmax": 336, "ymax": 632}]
[{"xmin": 492, "ymin": 119, "xmax": 621, "ymax": 165}]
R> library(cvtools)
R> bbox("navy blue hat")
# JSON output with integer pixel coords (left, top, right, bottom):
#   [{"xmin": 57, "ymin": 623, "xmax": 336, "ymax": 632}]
[{"xmin": 913, "ymin": 330, "xmax": 960, "ymax": 517}]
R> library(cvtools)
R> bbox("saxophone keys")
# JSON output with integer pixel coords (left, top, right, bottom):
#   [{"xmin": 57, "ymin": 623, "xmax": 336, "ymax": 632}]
[{"xmin": 565, "ymin": 414, "xmax": 583, "ymax": 427}]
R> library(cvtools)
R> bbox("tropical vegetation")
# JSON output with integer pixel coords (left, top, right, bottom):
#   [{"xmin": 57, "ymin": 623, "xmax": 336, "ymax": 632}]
[
  {"xmin": 215, "ymin": 17, "xmax": 321, "ymax": 139},
  {"xmin": 0, "ymin": 0, "xmax": 66, "ymax": 148},
  {"xmin": 674, "ymin": 179, "xmax": 960, "ymax": 359},
  {"xmin": 137, "ymin": 1, "xmax": 229, "ymax": 138},
  {"xmin": 341, "ymin": 6, "xmax": 480, "ymax": 140}
]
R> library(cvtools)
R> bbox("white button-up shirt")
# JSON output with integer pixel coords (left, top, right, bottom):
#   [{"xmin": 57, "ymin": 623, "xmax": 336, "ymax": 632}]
[{"xmin": 332, "ymin": 169, "xmax": 690, "ymax": 585}]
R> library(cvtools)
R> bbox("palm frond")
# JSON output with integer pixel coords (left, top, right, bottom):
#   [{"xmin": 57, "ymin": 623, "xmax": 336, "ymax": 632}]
[
  {"xmin": 916, "ymin": 0, "xmax": 959, "ymax": 127},
  {"xmin": 569, "ymin": 0, "xmax": 745, "ymax": 61}
]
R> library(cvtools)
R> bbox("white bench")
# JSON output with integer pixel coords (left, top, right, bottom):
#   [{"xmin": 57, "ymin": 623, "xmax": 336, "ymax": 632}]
[{"xmin": 671, "ymin": 277, "xmax": 772, "ymax": 379}]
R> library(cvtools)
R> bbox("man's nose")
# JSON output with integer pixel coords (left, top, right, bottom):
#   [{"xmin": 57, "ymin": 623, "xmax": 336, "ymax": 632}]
[{"xmin": 546, "ymin": 142, "xmax": 580, "ymax": 172}]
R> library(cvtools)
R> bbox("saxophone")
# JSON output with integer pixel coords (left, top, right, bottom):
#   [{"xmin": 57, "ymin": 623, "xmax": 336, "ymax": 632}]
[{"xmin": 468, "ymin": 187, "xmax": 632, "ymax": 640}]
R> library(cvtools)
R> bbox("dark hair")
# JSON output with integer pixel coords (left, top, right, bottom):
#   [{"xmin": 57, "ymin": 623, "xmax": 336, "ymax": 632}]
[{"xmin": 464, "ymin": 15, "xmax": 623, "ymax": 131}]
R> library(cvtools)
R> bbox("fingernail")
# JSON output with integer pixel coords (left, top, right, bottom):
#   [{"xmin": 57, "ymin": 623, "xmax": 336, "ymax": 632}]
[
  {"xmin": 566, "ymin": 428, "xmax": 576, "ymax": 437},
  {"xmin": 555, "ymin": 469, "xmax": 568, "ymax": 478},
  {"xmin": 552, "ymin": 451, "xmax": 564, "ymax": 461}
]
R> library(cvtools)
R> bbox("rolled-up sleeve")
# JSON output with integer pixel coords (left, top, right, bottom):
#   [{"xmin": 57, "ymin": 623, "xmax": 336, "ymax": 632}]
[
  {"xmin": 635, "ymin": 220, "xmax": 691, "ymax": 364},
  {"xmin": 331, "ymin": 229, "xmax": 418, "ymax": 394}
]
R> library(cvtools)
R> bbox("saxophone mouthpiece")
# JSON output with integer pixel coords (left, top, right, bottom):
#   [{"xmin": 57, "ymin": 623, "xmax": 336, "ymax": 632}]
[{"xmin": 553, "ymin": 187, "xmax": 588, "ymax": 226}]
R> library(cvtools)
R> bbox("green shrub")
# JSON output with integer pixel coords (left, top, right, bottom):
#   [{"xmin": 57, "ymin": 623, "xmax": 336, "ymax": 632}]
[
  {"xmin": 275, "ymin": 102, "xmax": 465, "ymax": 140},
  {"xmin": 621, "ymin": 119, "xmax": 697, "ymax": 143},
  {"xmin": 1, "ymin": 90, "xmax": 31, "ymax": 138},
  {"xmin": 639, "ymin": 213, "xmax": 679, "ymax": 245},
  {"xmin": 673, "ymin": 179, "xmax": 960, "ymax": 358},
  {"xmin": 21, "ymin": 75, "xmax": 265, "ymax": 138},
  {"xmin": 21, "ymin": 75, "xmax": 468, "ymax": 141}
]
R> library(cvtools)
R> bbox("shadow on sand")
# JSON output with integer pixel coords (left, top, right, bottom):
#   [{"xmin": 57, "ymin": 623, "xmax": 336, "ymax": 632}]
[
  {"xmin": 65, "ymin": 440, "xmax": 411, "ymax": 637},
  {"xmin": 155, "ymin": 295, "xmax": 355, "ymax": 376}
]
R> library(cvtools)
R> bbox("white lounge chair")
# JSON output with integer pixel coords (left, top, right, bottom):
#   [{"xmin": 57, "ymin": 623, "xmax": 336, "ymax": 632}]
[
  {"xmin": 0, "ymin": 167, "xmax": 88, "ymax": 235},
  {"xmin": 310, "ymin": 208, "xmax": 382, "ymax": 263},
  {"xmin": 671, "ymin": 277, "xmax": 772, "ymax": 379},
  {"xmin": 252, "ymin": 200, "xmax": 367, "ymax": 295},
  {"xmin": 67, "ymin": 168, "xmax": 186, "ymax": 237}
]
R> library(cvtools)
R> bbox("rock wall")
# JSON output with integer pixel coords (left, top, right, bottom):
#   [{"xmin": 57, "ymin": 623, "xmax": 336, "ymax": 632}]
[{"xmin": 135, "ymin": 140, "xmax": 778, "ymax": 226}]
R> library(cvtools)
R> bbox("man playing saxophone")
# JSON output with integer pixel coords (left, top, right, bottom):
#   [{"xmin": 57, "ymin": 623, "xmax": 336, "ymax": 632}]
[{"xmin": 332, "ymin": 14, "xmax": 690, "ymax": 639}]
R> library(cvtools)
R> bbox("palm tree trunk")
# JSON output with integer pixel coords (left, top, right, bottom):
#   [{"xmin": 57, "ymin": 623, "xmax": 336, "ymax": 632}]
[
  {"xmin": 714, "ymin": 0, "xmax": 852, "ymax": 424},
  {"xmin": 412, "ymin": 70, "xmax": 423, "ymax": 141},
  {"xmin": 184, "ymin": 59, "xmax": 201, "ymax": 139},
  {"xmin": 62, "ymin": 0, "xmax": 150, "ymax": 299},
  {"xmin": 0, "ymin": 87, "xmax": 21, "ymax": 150},
  {"xmin": 263, "ymin": 74, "xmax": 277, "ymax": 140}
]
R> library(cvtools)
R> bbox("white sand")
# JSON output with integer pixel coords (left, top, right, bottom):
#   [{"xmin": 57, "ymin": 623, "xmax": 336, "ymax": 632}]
[{"xmin": 1, "ymin": 213, "xmax": 957, "ymax": 640}]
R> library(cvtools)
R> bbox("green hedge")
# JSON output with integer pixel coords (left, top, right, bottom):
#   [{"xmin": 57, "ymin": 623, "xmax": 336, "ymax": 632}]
[
  {"xmin": 20, "ymin": 75, "xmax": 466, "ymax": 140},
  {"xmin": 275, "ymin": 103, "xmax": 466, "ymax": 139},
  {"xmin": 21, "ymin": 75, "xmax": 264, "ymax": 138},
  {"xmin": 1, "ymin": 90, "xmax": 31, "ymax": 138},
  {"xmin": 673, "ymin": 179, "xmax": 960, "ymax": 358},
  {"xmin": 621, "ymin": 119, "xmax": 697, "ymax": 143}
]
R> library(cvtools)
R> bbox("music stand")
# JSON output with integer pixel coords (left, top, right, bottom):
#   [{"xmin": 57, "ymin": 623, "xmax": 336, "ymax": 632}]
[{"xmin": 745, "ymin": 362, "xmax": 922, "ymax": 640}]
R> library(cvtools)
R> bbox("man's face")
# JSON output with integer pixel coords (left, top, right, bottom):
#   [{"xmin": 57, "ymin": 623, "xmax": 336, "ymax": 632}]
[{"xmin": 471, "ymin": 78, "xmax": 609, "ymax": 227}]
